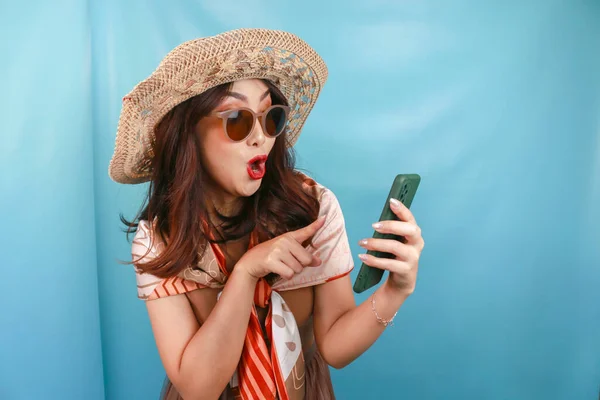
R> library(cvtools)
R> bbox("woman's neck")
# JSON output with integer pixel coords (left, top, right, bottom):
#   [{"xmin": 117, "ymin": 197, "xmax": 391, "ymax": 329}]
[
  {"xmin": 204, "ymin": 185, "xmax": 244, "ymax": 221},
  {"xmin": 206, "ymin": 194, "xmax": 248, "ymax": 246},
  {"xmin": 208, "ymin": 197, "xmax": 243, "ymax": 219}
]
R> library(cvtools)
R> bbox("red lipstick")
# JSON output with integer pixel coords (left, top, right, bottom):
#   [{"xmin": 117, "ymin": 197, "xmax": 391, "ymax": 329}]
[{"xmin": 247, "ymin": 155, "xmax": 267, "ymax": 180}]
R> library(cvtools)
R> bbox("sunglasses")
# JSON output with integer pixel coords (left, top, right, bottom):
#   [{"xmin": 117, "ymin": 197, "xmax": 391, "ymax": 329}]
[{"xmin": 212, "ymin": 105, "xmax": 291, "ymax": 142}]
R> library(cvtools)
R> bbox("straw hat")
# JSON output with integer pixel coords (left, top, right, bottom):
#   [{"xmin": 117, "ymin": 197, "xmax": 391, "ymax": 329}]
[{"xmin": 108, "ymin": 28, "xmax": 328, "ymax": 184}]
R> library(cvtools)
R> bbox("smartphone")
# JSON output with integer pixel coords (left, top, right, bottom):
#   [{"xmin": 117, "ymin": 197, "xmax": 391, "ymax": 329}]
[{"xmin": 353, "ymin": 174, "xmax": 421, "ymax": 294}]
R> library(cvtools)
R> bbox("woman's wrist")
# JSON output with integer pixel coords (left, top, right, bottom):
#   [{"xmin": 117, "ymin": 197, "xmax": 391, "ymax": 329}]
[
  {"xmin": 368, "ymin": 280, "xmax": 410, "ymax": 327},
  {"xmin": 382, "ymin": 277, "xmax": 413, "ymax": 301},
  {"xmin": 232, "ymin": 262, "xmax": 260, "ymax": 285}
]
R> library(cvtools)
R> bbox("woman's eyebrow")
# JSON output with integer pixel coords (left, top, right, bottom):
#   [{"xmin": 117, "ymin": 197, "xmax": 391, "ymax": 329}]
[{"xmin": 226, "ymin": 88, "xmax": 270, "ymax": 103}]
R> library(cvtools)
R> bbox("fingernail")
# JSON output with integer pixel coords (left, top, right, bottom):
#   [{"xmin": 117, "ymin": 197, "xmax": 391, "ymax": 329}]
[
  {"xmin": 390, "ymin": 198, "xmax": 401, "ymax": 208},
  {"xmin": 372, "ymin": 222, "xmax": 382, "ymax": 229},
  {"xmin": 358, "ymin": 254, "xmax": 368, "ymax": 261},
  {"xmin": 359, "ymin": 239, "xmax": 368, "ymax": 246}
]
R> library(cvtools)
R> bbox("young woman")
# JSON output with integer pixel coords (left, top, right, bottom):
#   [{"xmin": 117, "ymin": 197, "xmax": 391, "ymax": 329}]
[{"xmin": 109, "ymin": 28, "xmax": 424, "ymax": 400}]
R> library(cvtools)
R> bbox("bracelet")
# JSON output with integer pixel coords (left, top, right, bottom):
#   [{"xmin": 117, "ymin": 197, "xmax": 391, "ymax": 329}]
[{"xmin": 371, "ymin": 294, "xmax": 397, "ymax": 327}]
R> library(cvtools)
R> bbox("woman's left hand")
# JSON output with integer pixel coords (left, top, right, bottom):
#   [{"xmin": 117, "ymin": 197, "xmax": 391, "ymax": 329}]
[{"xmin": 358, "ymin": 198, "xmax": 425, "ymax": 297}]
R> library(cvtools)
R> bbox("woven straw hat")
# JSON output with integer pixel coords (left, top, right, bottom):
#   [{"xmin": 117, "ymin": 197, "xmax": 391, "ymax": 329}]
[{"xmin": 108, "ymin": 28, "xmax": 328, "ymax": 184}]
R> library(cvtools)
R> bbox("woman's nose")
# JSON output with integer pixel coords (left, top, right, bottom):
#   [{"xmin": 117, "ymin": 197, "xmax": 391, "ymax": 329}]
[{"xmin": 247, "ymin": 116, "xmax": 266, "ymax": 146}]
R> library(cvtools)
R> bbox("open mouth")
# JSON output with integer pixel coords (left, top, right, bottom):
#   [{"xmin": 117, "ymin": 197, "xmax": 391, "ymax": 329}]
[{"xmin": 247, "ymin": 155, "xmax": 267, "ymax": 180}]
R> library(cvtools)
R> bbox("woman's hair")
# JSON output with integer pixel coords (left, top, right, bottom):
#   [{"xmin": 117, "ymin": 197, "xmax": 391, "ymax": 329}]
[{"xmin": 120, "ymin": 80, "xmax": 320, "ymax": 278}]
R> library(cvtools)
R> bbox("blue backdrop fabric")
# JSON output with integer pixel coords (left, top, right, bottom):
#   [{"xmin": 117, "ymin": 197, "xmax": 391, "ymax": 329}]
[{"xmin": 1, "ymin": 0, "xmax": 599, "ymax": 399}]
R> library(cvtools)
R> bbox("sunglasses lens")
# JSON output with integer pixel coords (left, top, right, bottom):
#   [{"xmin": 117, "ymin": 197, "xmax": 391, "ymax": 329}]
[
  {"xmin": 225, "ymin": 109, "xmax": 254, "ymax": 141},
  {"xmin": 265, "ymin": 106, "xmax": 287, "ymax": 137}
]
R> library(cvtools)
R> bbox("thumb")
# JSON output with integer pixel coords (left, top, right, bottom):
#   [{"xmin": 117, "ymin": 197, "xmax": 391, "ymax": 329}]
[{"xmin": 288, "ymin": 215, "xmax": 326, "ymax": 243}]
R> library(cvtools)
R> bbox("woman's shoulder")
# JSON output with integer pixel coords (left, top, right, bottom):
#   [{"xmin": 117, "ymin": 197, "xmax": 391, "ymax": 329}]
[
  {"xmin": 131, "ymin": 219, "xmax": 164, "ymax": 255},
  {"xmin": 273, "ymin": 172, "xmax": 353, "ymax": 291},
  {"xmin": 296, "ymin": 171, "xmax": 342, "ymax": 210},
  {"xmin": 296, "ymin": 171, "xmax": 334, "ymax": 198},
  {"xmin": 130, "ymin": 221, "xmax": 208, "ymax": 301},
  {"xmin": 130, "ymin": 220, "xmax": 163, "ymax": 300}
]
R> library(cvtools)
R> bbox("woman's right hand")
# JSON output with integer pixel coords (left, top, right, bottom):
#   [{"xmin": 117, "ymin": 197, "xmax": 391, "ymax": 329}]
[{"xmin": 237, "ymin": 216, "xmax": 326, "ymax": 281}]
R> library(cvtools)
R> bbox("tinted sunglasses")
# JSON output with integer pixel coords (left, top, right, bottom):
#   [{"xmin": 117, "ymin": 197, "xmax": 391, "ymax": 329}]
[{"xmin": 213, "ymin": 105, "xmax": 290, "ymax": 142}]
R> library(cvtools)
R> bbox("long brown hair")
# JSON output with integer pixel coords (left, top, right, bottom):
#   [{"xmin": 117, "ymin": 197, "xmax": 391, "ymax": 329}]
[{"xmin": 120, "ymin": 80, "xmax": 320, "ymax": 278}]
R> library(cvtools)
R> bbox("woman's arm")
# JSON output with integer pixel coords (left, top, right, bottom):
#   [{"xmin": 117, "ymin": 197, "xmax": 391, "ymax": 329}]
[
  {"xmin": 146, "ymin": 267, "xmax": 257, "ymax": 400},
  {"xmin": 314, "ymin": 197, "xmax": 424, "ymax": 369},
  {"xmin": 313, "ymin": 275, "xmax": 409, "ymax": 369}
]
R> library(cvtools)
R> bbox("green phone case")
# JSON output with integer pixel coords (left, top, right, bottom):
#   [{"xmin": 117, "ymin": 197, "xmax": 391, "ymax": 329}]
[{"xmin": 353, "ymin": 174, "xmax": 421, "ymax": 294}]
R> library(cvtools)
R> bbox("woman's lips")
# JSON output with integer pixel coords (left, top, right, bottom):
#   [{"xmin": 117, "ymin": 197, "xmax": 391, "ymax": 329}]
[{"xmin": 247, "ymin": 155, "xmax": 267, "ymax": 180}]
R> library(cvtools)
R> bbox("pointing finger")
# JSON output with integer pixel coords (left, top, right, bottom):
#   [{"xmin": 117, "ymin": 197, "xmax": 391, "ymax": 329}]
[{"xmin": 288, "ymin": 215, "xmax": 326, "ymax": 243}]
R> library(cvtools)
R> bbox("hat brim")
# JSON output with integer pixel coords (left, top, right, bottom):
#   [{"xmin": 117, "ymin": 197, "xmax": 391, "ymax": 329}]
[{"xmin": 108, "ymin": 28, "xmax": 328, "ymax": 184}]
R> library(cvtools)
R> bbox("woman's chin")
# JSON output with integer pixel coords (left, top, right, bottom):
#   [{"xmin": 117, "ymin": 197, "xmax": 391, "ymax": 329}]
[{"xmin": 237, "ymin": 179, "xmax": 262, "ymax": 198}]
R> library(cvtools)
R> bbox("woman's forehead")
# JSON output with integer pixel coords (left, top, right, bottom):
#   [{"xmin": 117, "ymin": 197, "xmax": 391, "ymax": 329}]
[
  {"xmin": 222, "ymin": 79, "xmax": 272, "ymax": 106},
  {"xmin": 230, "ymin": 79, "xmax": 269, "ymax": 95}
]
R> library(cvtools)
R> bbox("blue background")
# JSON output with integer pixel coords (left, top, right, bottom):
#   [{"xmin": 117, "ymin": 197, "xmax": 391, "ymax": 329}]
[{"xmin": 1, "ymin": 0, "xmax": 599, "ymax": 399}]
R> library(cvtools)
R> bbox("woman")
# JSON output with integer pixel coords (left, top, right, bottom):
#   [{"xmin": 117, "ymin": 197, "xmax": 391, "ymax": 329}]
[{"xmin": 109, "ymin": 28, "xmax": 424, "ymax": 400}]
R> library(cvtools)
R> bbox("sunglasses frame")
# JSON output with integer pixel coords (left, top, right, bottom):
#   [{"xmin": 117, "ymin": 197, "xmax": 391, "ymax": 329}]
[{"xmin": 213, "ymin": 104, "xmax": 291, "ymax": 143}]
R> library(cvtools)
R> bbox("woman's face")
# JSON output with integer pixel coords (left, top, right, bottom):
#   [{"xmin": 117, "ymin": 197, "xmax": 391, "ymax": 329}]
[{"xmin": 196, "ymin": 79, "xmax": 277, "ymax": 205}]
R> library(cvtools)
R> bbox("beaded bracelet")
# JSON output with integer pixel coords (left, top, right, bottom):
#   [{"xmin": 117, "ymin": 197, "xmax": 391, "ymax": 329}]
[{"xmin": 371, "ymin": 294, "xmax": 397, "ymax": 327}]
